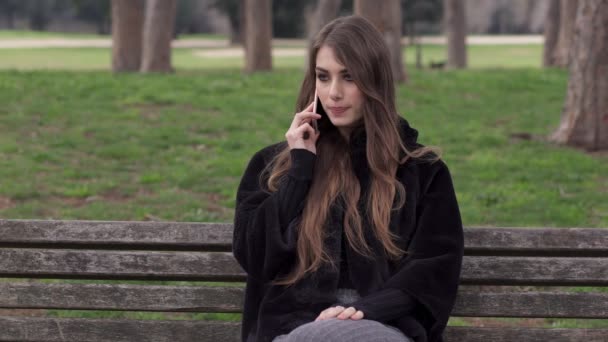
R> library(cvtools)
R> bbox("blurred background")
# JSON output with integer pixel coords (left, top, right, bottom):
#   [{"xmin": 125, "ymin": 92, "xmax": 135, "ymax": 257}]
[
  {"xmin": 0, "ymin": 0, "xmax": 605, "ymax": 226},
  {"xmin": 0, "ymin": 0, "xmax": 550, "ymax": 37},
  {"xmin": 0, "ymin": 0, "xmax": 556, "ymax": 72}
]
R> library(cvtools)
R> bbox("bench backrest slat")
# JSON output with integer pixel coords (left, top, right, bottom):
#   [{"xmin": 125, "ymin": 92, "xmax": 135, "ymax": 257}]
[
  {"xmin": 2, "ymin": 248, "xmax": 607, "ymax": 286},
  {"xmin": 447, "ymin": 327, "xmax": 608, "ymax": 342},
  {"xmin": 0, "ymin": 220, "xmax": 232, "ymax": 251},
  {"xmin": 453, "ymin": 289, "xmax": 608, "ymax": 318},
  {"xmin": 0, "ymin": 249, "xmax": 242, "ymax": 281},
  {"xmin": 2, "ymin": 282, "xmax": 608, "ymax": 319},
  {"xmin": 0, "ymin": 317, "xmax": 241, "ymax": 342},
  {"xmin": 1, "ymin": 317, "xmax": 607, "ymax": 342},
  {"xmin": 463, "ymin": 227, "xmax": 608, "ymax": 256},
  {"xmin": 462, "ymin": 256, "xmax": 608, "ymax": 286},
  {"xmin": 0, "ymin": 282, "xmax": 244, "ymax": 313},
  {"xmin": 3, "ymin": 220, "xmax": 608, "ymax": 255}
]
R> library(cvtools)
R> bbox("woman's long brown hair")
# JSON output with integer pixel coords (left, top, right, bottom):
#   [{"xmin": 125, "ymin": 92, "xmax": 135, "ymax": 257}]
[{"xmin": 264, "ymin": 15, "xmax": 439, "ymax": 286}]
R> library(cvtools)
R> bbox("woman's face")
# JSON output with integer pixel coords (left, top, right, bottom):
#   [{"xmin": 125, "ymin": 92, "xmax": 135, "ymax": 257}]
[{"xmin": 315, "ymin": 45, "xmax": 364, "ymax": 137}]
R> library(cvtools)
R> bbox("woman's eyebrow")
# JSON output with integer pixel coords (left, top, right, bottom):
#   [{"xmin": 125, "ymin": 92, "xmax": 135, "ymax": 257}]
[{"xmin": 315, "ymin": 67, "xmax": 348, "ymax": 74}]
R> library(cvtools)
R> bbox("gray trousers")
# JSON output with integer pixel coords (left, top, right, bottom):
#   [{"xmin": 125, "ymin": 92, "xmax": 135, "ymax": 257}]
[
  {"xmin": 272, "ymin": 318, "xmax": 414, "ymax": 342},
  {"xmin": 273, "ymin": 289, "xmax": 413, "ymax": 342}
]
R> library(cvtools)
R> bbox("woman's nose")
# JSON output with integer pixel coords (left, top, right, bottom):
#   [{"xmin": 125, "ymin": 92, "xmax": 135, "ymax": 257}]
[{"xmin": 329, "ymin": 81, "xmax": 343, "ymax": 100}]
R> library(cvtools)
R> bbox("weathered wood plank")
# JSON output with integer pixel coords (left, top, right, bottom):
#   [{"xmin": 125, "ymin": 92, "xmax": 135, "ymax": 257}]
[
  {"xmin": 452, "ymin": 290, "xmax": 608, "ymax": 318},
  {"xmin": 464, "ymin": 227, "xmax": 608, "ymax": 256},
  {"xmin": 0, "ymin": 249, "xmax": 245, "ymax": 281},
  {"xmin": 2, "ymin": 282, "xmax": 608, "ymax": 319},
  {"xmin": 0, "ymin": 283, "xmax": 244, "ymax": 313},
  {"xmin": 2, "ymin": 249, "xmax": 608, "ymax": 285},
  {"xmin": 0, "ymin": 317, "xmax": 607, "ymax": 342},
  {"xmin": 445, "ymin": 327, "xmax": 608, "ymax": 342},
  {"xmin": 2, "ymin": 220, "xmax": 608, "ymax": 256},
  {"xmin": 0, "ymin": 317, "xmax": 241, "ymax": 342},
  {"xmin": 0, "ymin": 249, "xmax": 608, "ymax": 286},
  {"xmin": 0, "ymin": 220, "xmax": 233, "ymax": 251},
  {"xmin": 2, "ymin": 220, "xmax": 607, "ymax": 341},
  {"xmin": 0, "ymin": 282, "xmax": 608, "ymax": 318},
  {"xmin": 461, "ymin": 256, "xmax": 608, "ymax": 286}
]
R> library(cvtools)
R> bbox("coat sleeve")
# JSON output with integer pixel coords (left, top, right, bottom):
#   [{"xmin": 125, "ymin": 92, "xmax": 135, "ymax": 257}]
[
  {"xmin": 378, "ymin": 161, "xmax": 464, "ymax": 342},
  {"xmin": 351, "ymin": 288, "xmax": 418, "ymax": 322},
  {"xmin": 233, "ymin": 147, "xmax": 316, "ymax": 282}
]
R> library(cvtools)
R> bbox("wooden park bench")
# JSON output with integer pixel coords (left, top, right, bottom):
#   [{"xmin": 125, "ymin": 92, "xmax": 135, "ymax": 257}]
[{"xmin": 0, "ymin": 219, "xmax": 607, "ymax": 341}]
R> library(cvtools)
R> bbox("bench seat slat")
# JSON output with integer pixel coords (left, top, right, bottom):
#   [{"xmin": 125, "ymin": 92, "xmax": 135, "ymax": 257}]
[
  {"xmin": 1, "ymin": 317, "xmax": 607, "ymax": 342},
  {"xmin": 3, "ymin": 220, "xmax": 608, "ymax": 256},
  {"xmin": 2, "ymin": 249, "xmax": 607, "ymax": 285},
  {"xmin": 2, "ymin": 282, "xmax": 608, "ymax": 319}
]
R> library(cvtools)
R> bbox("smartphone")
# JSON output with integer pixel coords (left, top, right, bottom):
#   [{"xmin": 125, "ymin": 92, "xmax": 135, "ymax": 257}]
[
  {"xmin": 304, "ymin": 89, "xmax": 320, "ymax": 140},
  {"xmin": 312, "ymin": 89, "xmax": 320, "ymax": 133}
]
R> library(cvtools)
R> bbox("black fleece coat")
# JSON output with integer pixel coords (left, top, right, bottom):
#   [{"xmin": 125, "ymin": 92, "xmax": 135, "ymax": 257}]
[{"xmin": 233, "ymin": 118, "xmax": 464, "ymax": 342}]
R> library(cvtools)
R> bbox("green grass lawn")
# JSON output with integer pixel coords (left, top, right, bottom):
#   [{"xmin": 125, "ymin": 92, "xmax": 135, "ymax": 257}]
[
  {"xmin": 0, "ymin": 47, "xmax": 606, "ymax": 328},
  {"xmin": 1, "ymin": 66, "xmax": 605, "ymax": 226}
]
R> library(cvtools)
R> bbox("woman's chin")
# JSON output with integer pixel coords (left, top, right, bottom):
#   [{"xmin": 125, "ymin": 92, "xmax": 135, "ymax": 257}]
[
  {"xmin": 329, "ymin": 117, "xmax": 353, "ymax": 128},
  {"xmin": 329, "ymin": 116, "xmax": 363, "ymax": 131}
]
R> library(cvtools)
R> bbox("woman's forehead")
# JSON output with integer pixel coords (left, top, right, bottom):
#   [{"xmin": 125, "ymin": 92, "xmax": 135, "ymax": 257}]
[{"xmin": 315, "ymin": 46, "xmax": 347, "ymax": 72}]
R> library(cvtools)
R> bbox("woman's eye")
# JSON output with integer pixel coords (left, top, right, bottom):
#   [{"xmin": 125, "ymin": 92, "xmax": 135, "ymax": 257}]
[
  {"xmin": 344, "ymin": 74, "xmax": 353, "ymax": 81},
  {"xmin": 317, "ymin": 74, "xmax": 328, "ymax": 81}
]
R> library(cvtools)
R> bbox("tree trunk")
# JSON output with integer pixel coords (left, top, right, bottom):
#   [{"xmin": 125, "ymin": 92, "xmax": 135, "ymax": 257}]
[
  {"xmin": 308, "ymin": 0, "xmax": 342, "ymax": 41},
  {"xmin": 244, "ymin": 0, "xmax": 273, "ymax": 73},
  {"xmin": 550, "ymin": 0, "xmax": 608, "ymax": 151},
  {"xmin": 354, "ymin": 0, "xmax": 406, "ymax": 83},
  {"xmin": 141, "ymin": 0, "xmax": 177, "ymax": 73},
  {"xmin": 6, "ymin": 11, "xmax": 15, "ymax": 29},
  {"xmin": 554, "ymin": 0, "xmax": 579, "ymax": 67},
  {"xmin": 543, "ymin": 0, "xmax": 560, "ymax": 67},
  {"xmin": 416, "ymin": 42, "xmax": 422, "ymax": 69},
  {"xmin": 406, "ymin": 21, "xmax": 423, "ymax": 69},
  {"xmin": 29, "ymin": 1, "xmax": 52, "ymax": 31},
  {"xmin": 444, "ymin": 0, "xmax": 467, "ymax": 69},
  {"xmin": 239, "ymin": 0, "xmax": 246, "ymax": 48},
  {"xmin": 111, "ymin": 0, "xmax": 145, "ymax": 72}
]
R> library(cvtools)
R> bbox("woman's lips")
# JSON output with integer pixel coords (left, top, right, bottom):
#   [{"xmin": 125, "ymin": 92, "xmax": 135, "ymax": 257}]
[{"xmin": 328, "ymin": 107, "xmax": 349, "ymax": 115}]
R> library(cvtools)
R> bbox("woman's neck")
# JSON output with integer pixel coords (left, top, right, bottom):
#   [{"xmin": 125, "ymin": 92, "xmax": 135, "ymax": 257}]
[{"xmin": 338, "ymin": 127, "xmax": 352, "ymax": 141}]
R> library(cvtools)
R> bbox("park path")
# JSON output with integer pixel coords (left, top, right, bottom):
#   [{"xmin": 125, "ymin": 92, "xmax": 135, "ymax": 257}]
[
  {"xmin": 0, "ymin": 38, "xmax": 229, "ymax": 49},
  {"xmin": 0, "ymin": 35, "xmax": 543, "ymax": 57}
]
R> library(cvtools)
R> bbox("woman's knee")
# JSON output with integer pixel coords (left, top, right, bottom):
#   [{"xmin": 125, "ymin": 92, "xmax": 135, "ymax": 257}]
[{"xmin": 280, "ymin": 318, "xmax": 411, "ymax": 342}]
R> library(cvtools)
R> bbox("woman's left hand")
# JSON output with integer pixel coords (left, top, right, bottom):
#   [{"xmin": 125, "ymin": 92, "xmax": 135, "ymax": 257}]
[{"xmin": 315, "ymin": 306, "xmax": 365, "ymax": 321}]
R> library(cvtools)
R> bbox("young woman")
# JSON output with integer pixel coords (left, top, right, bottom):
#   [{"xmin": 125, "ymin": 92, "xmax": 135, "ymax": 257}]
[{"xmin": 233, "ymin": 15, "xmax": 464, "ymax": 342}]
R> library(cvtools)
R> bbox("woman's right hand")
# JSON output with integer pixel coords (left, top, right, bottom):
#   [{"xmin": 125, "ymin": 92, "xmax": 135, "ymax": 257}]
[{"xmin": 285, "ymin": 101, "xmax": 321, "ymax": 154}]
